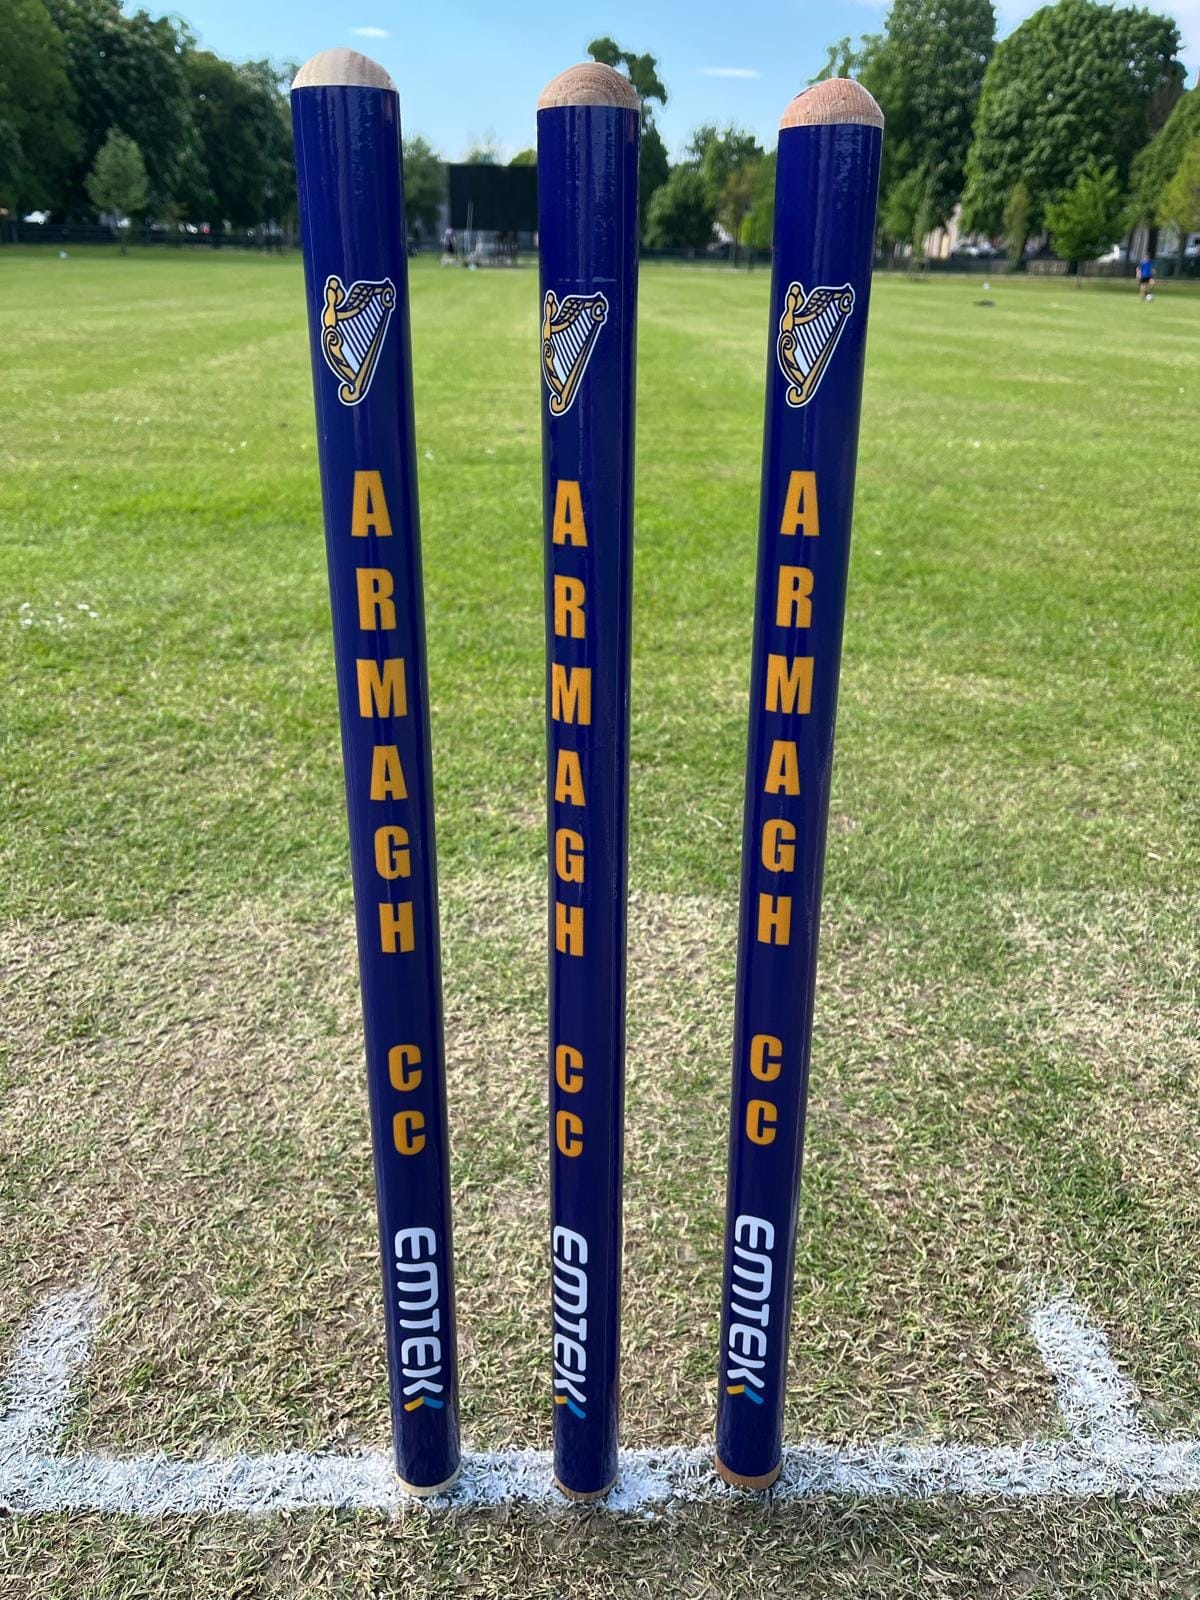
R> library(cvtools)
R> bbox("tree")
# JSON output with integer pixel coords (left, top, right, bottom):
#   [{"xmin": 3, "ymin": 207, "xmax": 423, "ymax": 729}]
[
  {"xmin": 859, "ymin": 0, "xmax": 995, "ymax": 227},
  {"xmin": 1044, "ymin": 159, "xmax": 1124, "ymax": 280},
  {"xmin": 812, "ymin": 34, "xmax": 882, "ymax": 82},
  {"xmin": 509, "ymin": 148, "xmax": 536, "ymax": 166},
  {"xmin": 643, "ymin": 166, "xmax": 715, "ymax": 251},
  {"xmin": 0, "ymin": 0, "xmax": 80, "ymax": 216},
  {"xmin": 183, "ymin": 52, "xmax": 293, "ymax": 227},
  {"xmin": 1002, "ymin": 178, "xmax": 1031, "ymax": 267},
  {"xmin": 639, "ymin": 126, "xmax": 670, "ymax": 231},
  {"xmin": 880, "ymin": 165, "xmax": 927, "ymax": 250},
  {"xmin": 1159, "ymin": 138, "xmax": 1200, "ymax": 274},
  {"xmin": 1130, "ymin": 86, "xmax": 1200, "ymax": 246},
  {"xmin": 587, "ymin": 35, "xmax": 669, "ymax": 229},
  {"xmin": 744, "ymin": 150, "xmax": 776, "ymax": 255},
  {"xmin": 403, "ymin": 136, "xmax": 444, "ymax": 234},
  {"xmin": 47, "ymin": 0, "xmax": 200, "ymax": 215},
  {"xmin": 586, "ymin": 35, "xmax": 666, "ymax": 108},
  {"xmin": 462, "ymin": 133, "xmax": 501, "ymax": 164},
  {"xmin": 84, "ymin": 127, "xmax": 147, "ymax": 249},
  {"xmin": 962, "ymin": 0, "xmax": 1184, "ymax": 235},
  {"xmin": 687, "ymin": 124, "xmax": 763, "ymax": 257}
]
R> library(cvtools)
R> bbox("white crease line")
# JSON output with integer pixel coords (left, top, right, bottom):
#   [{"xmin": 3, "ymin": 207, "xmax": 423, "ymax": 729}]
[
  {"xmin": 5, "ymin": 1439, "xmax": 1200, "ymax": 1515},
  {"xmin": 0, "ymin": 1287, "xmax": 100, "ymax": 1455},
  {"xmin": 1028, "ymin": 1295, "xmax": 1149, "ymax": 1444},
  {"xmin": 2, "ymin": 1286, "xmax": 1198, "ymax": 1516}
]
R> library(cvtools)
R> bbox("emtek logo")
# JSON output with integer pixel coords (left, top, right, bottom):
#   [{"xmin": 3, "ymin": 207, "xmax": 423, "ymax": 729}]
[
  {"xmin": 395, "ymin": 1227, "xmax": 447, "ymax": 1411},
  {"xmin": 552, "ymin": 1225, "xmax": 589, "ymax": 1419},
  {"xmin": 724, "ymin": 1214, "xmax": 775, "ymax": 1403}
]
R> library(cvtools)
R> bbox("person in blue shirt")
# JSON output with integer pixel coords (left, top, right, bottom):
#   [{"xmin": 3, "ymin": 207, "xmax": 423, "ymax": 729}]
[{"xmin": 1138, "ymin": 255, "xmax": 1156, "ymax": 299}]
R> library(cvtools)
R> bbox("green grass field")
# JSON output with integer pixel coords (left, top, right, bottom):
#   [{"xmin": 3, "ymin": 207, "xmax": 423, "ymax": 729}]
[{"xmin": 1, "ymin": 246, "xmax": 1199, "ymax": 1596}]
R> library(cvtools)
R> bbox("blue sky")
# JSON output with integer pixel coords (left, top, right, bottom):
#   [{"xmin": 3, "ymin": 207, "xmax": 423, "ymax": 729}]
[{"xmin": 179, "ymin": 0, "xmax": 1200, "ymax": 160}]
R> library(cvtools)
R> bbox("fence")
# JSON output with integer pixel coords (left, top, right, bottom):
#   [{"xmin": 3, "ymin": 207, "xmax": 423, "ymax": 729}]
[{"xmin": 0, "ymin": 221, "xmax": 293, "ymax": 250}]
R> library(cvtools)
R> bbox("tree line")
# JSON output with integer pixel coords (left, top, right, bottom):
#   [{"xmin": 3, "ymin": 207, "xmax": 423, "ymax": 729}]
[
  {"xmin": 609, "ymin": 1, "xmax": 1199, "ymax": 268},
  {"xmin": 0, "ymin": 0, "xmax": 299, "ymax": 230},
  {"xmin": 3, "ymin": 0, "xmax": 1197, "ymax": 265}
]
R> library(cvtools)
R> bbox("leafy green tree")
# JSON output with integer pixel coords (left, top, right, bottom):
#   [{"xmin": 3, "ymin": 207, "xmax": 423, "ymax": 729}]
[
  {"xmin": 1002, "ymin": 178, "xmax": 1031, "ymax": 267},
  {"xmin": 812, "ymin": 34, "xmax": 882, "ymax": 82},
  {"xmin": 0, "ymin": 0, "xmax": 80, "ymax": 214},
  {"xmin": 84, "ymin": 126, "xmax": 147, "ymax": 249},
  {"xmin": 639, "ymin": 126, "xmax": 670, "ymax": 230},
  {"xmin": 643, "ymin": 166, "xmax": 714, "ymax": 251},
  {"xmin": 1129, "ymin": 86, "xmax": 1200, "ymax": 246},
  {"xmin": 1159, "ymin": 138, "xmax": 1200, "ymax": 273},
  {"xmin": 403, "ymin": 136, "xmax": 444, "ymax": 234},
  {"xmin": 1044, "ymin": 159, "xmax": 1124, "ymax": 279},
  {"xmin": 586, "ymin": 35, "xmax": 669, "ymax": 229},
  {"xmin": 687, "ymin": 124, "xmax": 763, "ymax": 255},
  {"xmin": 859, "ymin": 0, "xmax": 995, "ymax": 227},
  {"xmin": 509, "ymin": 148, "xmax": 536, "ymax": 166},
  {"xmin": 962, "ymin": 0, "xmax": 1183, "ymax": 235},
  {"xmin": 183, "ymin": 52, "xmax": 292, "ymax": 227},
  {"xmin": 744, "ymin": 150, "xmax": 776, "ymax": 254},
  {"xmin": 462, "ymin": 133, "xmax": 501, "ymax": 164},
  {"xmin": 48, "ymin": 0, "xmax": 200, "ymax": 214},
  {"xmin": 586, "ymin": 35, "xmax": 666, "ymax": 107},
  {"xmin": 880, "ymin": 165, "xmax": 927, "ymax": 250}
]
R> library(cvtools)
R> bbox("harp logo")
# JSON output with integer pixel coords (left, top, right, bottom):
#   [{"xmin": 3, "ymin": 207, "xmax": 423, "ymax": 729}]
[
  {"xmin": 776, "ymin": 281, "xmax": 855, "ymax": 408},
  {"xmin": 320, "ymin": 274, "xmax": 396, "ymax": 407},
  {"xmin": 542, "ymin": 290, "xmax": 607, "ymax": 416}
]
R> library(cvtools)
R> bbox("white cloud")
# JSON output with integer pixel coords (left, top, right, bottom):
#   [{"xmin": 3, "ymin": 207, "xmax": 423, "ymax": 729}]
[
  {"xmin": 351, "ymin": 26, "xmax": 390, "ymax": 38},
  {"xmin": 699, "ymin": 67, "xmax": 762, "ymax": 79}
]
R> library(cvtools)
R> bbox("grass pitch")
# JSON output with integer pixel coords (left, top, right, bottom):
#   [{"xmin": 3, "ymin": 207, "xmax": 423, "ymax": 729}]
[{"xmin": 1, "ymin": 248, "xmax": 1199, "ymax": 1596}]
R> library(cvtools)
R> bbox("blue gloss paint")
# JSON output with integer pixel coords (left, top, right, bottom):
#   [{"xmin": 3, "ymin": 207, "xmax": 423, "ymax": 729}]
[
  {"xmin": 291, "ymin": 55, "xmax": 459, "ymax": 1495},
  {"xmin": 537, "ymin": 73, "xmax": 639, "ymax": 1500},
  {"xmin": 715, "ymin": 87, "xmax": 883, "ymax": 1491}
]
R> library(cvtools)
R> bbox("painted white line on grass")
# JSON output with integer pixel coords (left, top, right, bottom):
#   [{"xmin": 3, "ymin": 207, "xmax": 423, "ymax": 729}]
[
  {"xmin": 0, "ymin": 1287, "xmax": 100, "ymax": 1455},
  {"xmin": 3, "ymin": 1286, "xmax": 1199, "ymax": 1516},
  {"xmin": 1028, "ymin": 1294, "xmax": 1149, "ymax": 1444}
]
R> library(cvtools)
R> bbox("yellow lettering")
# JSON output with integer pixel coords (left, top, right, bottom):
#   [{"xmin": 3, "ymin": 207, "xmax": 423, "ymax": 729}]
[
  {"xmin": 761, "ymin": 818, "xmax": 797, "ymax": 873},
  {"xmin": 749, "ymin": 1034, "xmax": 783, "ymax": 1082},
  {"xmin": 746, "ymin": 1098, "xmax": 778, "ymax": 1145},
  {"xmin": 756, "ymin": 893, "xmax": 792, "ymax": 945},
  {"xmin": 357, "ymin": 657, "xmax": 408, "ymax": 719},
  {"xmin": 554, "ymin": 748, "xmax": 586, "ymax": 805},
  {"xmin": 379, "ymin": 900, "xmax": 415, "ymax": 953},
  {"xmin": 554, "ymin": 574, "xmax": 587, "ymax": 639},
  {"xmin": 374, "ymin": 825, "xmax": 411, "ymax": 879},
  {"xmin": 775, "ymin": 565, "xmax": 814, "ymax": 628},
  {"xmin": 763, "ymin": 740, "xmax": 801, "ymax": 795},
  {"xmin": 555, "ymin": 1044, "xmax": 584, "ymax": 1092},
  {"xmin": 369, "ymin": 745, "xmax": 408, "ymax": 800},
  {"xmin": 552, "ymin": 480, "xmax": 588, "ymax": 545},
  {"xmin": 393, "ymin": 1109, "xmax": 426, "ymax": 1155},
  {"xmin": 556, "ymin": 1110, "xmax": 584, "ymax": 1157},
  {"xmin": 356, "ymin": 567, "xmax": 396, "ymax": 630},
  {"xmin": 351, "ymin": 470, "xmax": 393, "ymax": 537},
  {"xmin": 555, "ymin": 901, "xmax": 584, "ymax": 956},
  {"xmin": 764, "ymin": 654, "xmax": 813, "ymax": 716},
  {"xmin": 779, "ymin": 470, "xmax": 819, "ymax": 537},
  {"xmin": 554, "ymin": 827, "xmax": 585, "ymax": 884},
  {"xmin": 388, "ymin": 1043, "xmax": 423, "ymax": 1091},
  {"xmin": 551, "ymin": 664, "xmax": 592, "ymax": 725}
]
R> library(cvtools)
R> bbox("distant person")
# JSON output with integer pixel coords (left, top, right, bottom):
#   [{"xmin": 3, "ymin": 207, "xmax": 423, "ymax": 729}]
[
  {"xmin": 441, "ymin": 226, "xmax": 457, "ymax": 267},
  {"xmin": 1137, "ymin": 254, "xmax": 1156, "ymax": 300}
]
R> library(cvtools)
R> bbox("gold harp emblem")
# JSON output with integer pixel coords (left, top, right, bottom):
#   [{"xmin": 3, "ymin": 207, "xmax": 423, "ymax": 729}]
[
  {"xmin": 776, "ymin": 282, "xmax": 855, "ymax": 408},
  {"xmin": 320, "ymin": 274, "xmax": 396, "ymax": 407},
  {"xmin": 542, "ymin": 291, "xmax": 607, "ymax": 416}
]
